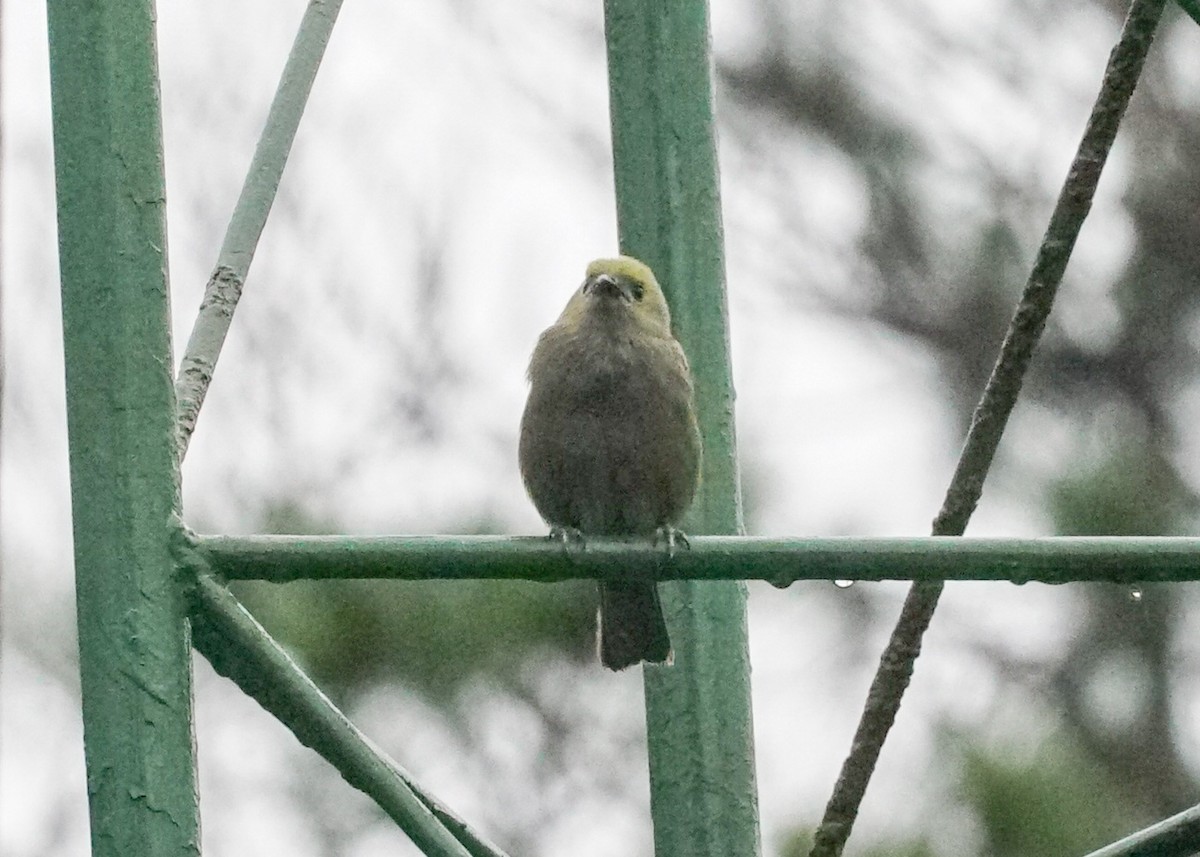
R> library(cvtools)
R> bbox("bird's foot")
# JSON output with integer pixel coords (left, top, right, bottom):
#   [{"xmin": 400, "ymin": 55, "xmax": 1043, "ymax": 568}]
[
  {"xmin": 653, "ymin": 525, "xmax": 690, "ymax": 559},
  {"xmin": 549, "ymin": 526, "xmax": 586, "ymax": 553}
]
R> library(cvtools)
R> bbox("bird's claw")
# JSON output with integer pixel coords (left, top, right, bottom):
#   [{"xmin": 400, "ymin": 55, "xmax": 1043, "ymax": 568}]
[
  {"xmin": 653, "ymin": 525, "xmax": 690, "ymax": 559},
  {"xmin": 549, "ymin": 526, "xmax": 586, "ymax": 552}
]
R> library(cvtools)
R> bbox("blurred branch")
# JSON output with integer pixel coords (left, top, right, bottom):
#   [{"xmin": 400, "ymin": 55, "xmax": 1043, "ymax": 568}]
[
  {"xmin": 174, "ymin": 0, "xmax": 343, "ymax": 459},
  {"xmin": 720, "ymin": 54, "xmax": 929, "ymax": 286},
  {"xmin": 189, "ymin": 572, "xmax": 510, "ymax": 857},
  {"xmin": 809, "ymin": 1, "xmax": 1169, "ymax": 854},
  {"xmin": 1053, "ymin": 587, "xmax": 1194, "ymax": 815}
]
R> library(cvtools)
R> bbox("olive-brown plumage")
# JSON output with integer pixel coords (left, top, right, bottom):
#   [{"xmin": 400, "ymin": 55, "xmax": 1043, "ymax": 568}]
[{"xmin": 519, "ymin": 257, "xmax": 701, "ymax": 670}]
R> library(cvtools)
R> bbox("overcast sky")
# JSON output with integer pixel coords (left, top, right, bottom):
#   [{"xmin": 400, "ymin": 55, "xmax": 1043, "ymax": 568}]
[{"xmin": 5, "ymin": 2, "xmax": 1197, "ymax": 856}]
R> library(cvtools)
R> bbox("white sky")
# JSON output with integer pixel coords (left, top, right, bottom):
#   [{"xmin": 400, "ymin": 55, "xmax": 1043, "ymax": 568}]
[{"xmin": 4, "ymin": 2, "xmax": 1198, "ymax": 856}]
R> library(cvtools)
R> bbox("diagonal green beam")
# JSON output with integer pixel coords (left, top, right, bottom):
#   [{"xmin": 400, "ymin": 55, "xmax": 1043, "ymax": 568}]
[
  {"xmin": 809, "ymin": 0, "xmax": 1169, "ymax": 853},
  {"xmin": 174, "ymin": 0, "xmax": 343, "ymax": 459},
  {"xmin": 194, "ymin": 533, "xmax": 1200, "ymax": 584},
  {"xmin": 1080, "ymin": 803, "xmax": 1200, "ymax": 857},
  {"xmin": 188, "ymin": 572, "xmax": 508, "ymax": 857},
  {"xmin": 1178, "ymin": 0, "xmax": 1200, "ymax": 26},
  {"xmin": 47, "ymin": 0, "xmax": 199, "ymax": 854},
  {"xmin": 603, "ymin": 3, "xmax": 760, "ymax": 856}
]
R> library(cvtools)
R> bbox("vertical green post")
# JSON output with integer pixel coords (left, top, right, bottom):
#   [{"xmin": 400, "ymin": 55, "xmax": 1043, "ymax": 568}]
[
  {"xmin": 47, "ymin": 2, "xmax": 200, "ymax": 856},
  {"xmin": 603, "ymin": 3, "xmax": 761, "ymax": 856}
]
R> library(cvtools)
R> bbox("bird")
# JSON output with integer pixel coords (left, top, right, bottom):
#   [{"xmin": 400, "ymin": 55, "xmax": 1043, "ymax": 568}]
[{"xmin": 519, "ymin": 256, "xmax": 702, "ymax": 670}]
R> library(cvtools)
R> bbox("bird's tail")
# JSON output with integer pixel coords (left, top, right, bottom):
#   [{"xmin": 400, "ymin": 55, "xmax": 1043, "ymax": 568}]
[{"xmin": 598, "ymin": 582, "xmax": 672, "ymax": 670}]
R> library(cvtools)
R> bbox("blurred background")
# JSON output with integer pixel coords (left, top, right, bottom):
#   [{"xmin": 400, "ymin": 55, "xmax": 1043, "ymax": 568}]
[{"xmin": 4, "ymin": 1, "xmax": 1200, "ymax": 855}]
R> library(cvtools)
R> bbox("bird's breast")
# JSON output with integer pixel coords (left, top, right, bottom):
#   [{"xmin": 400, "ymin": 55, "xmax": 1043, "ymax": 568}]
[{"xmin": 520, "ymin": 323, "xmax": 700, "ymax": 535}]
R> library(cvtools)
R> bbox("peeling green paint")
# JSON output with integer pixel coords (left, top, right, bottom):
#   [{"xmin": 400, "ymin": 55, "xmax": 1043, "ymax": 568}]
[
  {"xmin": 48, "ymin": 0, "xmax": 200, "ymax": 854},
  {"xmin": 603, "ymin": 3, "xmax": 762, "ymax": 856}
]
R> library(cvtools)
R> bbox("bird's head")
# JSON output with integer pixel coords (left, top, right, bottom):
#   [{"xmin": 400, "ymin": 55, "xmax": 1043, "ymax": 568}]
[{"xmin": 558, "ymin": 256, "xmax": 672, "ymax": 335}]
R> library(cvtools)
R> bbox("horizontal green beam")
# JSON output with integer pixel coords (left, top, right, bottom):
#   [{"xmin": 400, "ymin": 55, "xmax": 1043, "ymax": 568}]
[
  {"xmin": 1081, "ymin": 803, "xmax": 1200, "ymax": 857},
  {"xmin": 191, "ymin": 534, "xmax": 1200, "ymax": 584},
  {"xmin": 189, "ymin": 573, "xmax": 507, "ymax": 857}
]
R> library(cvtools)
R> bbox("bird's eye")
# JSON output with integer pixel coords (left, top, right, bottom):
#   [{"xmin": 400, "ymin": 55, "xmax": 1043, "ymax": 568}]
[{"xmin": 630, "ymin": 282, "xmax": 645, "ymax": 301}]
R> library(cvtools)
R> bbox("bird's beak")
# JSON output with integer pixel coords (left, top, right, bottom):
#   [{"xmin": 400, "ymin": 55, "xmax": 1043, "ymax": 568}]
[{"xmin": 589, "ymin": 273, "xmax": 632, "ymax": 303}]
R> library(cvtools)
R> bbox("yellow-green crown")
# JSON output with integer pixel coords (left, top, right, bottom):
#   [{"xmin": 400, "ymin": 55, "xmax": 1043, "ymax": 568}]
[{"xmin": 586, "ymin": 256, "xmax": 658, "ymax": 286}]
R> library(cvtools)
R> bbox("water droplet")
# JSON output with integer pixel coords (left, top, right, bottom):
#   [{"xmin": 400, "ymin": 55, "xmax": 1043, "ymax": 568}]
[
  {"xmin": 767, "ymin": 574, "xmax": 793, "ymax": 590},
  {"xmin": 1129, "ymin": 585, "xmax": 1143, "ymax": 603},
  {"xmin": 833, "ymin": 579, "xmax": 855, "ymax": 589}
]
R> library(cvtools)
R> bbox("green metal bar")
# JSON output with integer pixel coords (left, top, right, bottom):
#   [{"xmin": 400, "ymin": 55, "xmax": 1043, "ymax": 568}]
[
  {"xmin": 809, "ymin": 1, "xmax": 1169, "ymax": 854},
  {"xmin": 175, "ymin": 0, "xmax": 343, "ymax": 458},
  {"xmin": 46, "ymin": 1, "xmax": 199, "ymax": 854},
  {"xmin": 1178, "ymin": 0, "xmax": 1200, "ymax": 27},
  {"xmin": 195, "ymin": 533, "xmax": 1200, "ymax": 584},
  {"xmin": 189, "ymin": 573, "xmax": 505, "ymax": 857},
  {"xmin": 1080, "ymin": 804, "xmax": 1200, "ymax": 857},
  {"xmin": 602, "ymin": 3, "xmax": 760, "ymax": 856}
]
